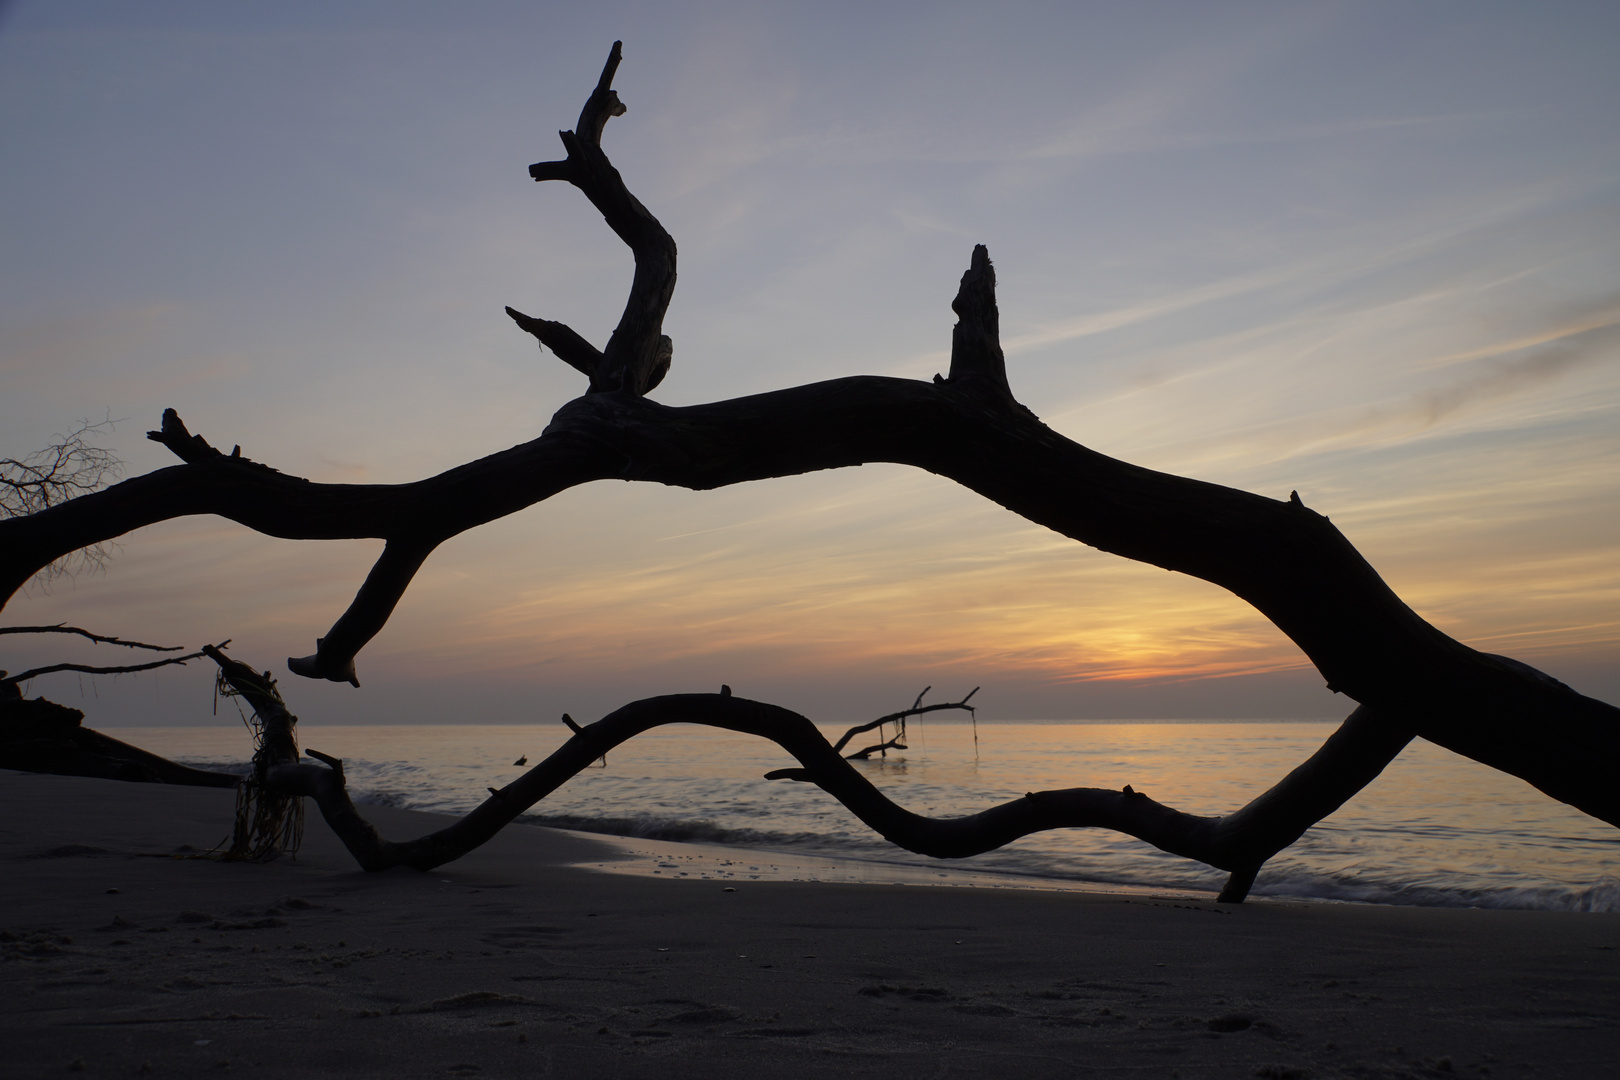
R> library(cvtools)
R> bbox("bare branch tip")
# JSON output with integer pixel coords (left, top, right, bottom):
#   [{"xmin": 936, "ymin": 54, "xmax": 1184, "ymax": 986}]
[
  {"xmin": 599, "ymin": 41, "xmax": 624, "ymax": 91},
  {"xmin": 528, "ymin": 159, "xmax": 573, "ymax": 183}
]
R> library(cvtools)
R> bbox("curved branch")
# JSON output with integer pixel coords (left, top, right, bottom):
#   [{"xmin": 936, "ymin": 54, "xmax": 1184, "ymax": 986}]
[
  {"xmin": 238, "ymin": 689, "xmax": 1407, "ymax": 904},
  {"xmin": 2, "ymin": 49, "xmax": 1615, "ymax": 837},
  {"xmin": 523, "ymin": 41, "xmax": 676, "ymax": 396},
  {"xmin": 504, "ymin": 306, "xmax": 605, "ymax": 379},
  {"xmin": 946, "ymin": 245, "xmax": 1013, "ymax": 402}
]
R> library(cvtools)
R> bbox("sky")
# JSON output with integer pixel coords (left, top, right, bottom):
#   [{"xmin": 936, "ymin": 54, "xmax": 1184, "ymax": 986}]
[{"xmin": 2, "ymin": 1, "xmax": 1617, "ymax": 730}]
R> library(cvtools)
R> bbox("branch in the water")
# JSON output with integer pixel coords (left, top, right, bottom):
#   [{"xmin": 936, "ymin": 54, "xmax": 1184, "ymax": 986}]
[
  {"xmin": 844, "ymin": 737, "xmax": 908, "ymax": 760},
  {"xmin": 832, "ymin": 686, "xmax": 979, "ymax": 756},
  {"xmin": 234, "ymin": 690, "xmax": 1407, "ymax": 905}
]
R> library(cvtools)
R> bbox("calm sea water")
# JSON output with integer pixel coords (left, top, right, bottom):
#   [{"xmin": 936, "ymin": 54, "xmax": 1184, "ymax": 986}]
[{"xmin": 123, "ymin": 719, "xmax": 1620, "ymax": 912}]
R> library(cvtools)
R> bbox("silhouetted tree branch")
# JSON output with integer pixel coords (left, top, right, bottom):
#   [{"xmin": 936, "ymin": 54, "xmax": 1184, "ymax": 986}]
[
  {"xmin": 1, "ymin": 623, "xmax": 197, "ymax": 689},
  {"xmin": 3, "ymin": 652, "xmax": 205, "ymax": 687},
  {"xmin": 0, "ymin": 624, "xmax": 183, "ymax": 651},
  {"xmin": 3, "ymin": 43, "xmax": 1616, "ymax": 899},
  {"xmin": 832, "ymin": 685, "xmax": 979, "ymax": 758},
  {"xmin": 208, "ymin": 645, "xmax": 1405, "ymax": 898},
  {"xmin": 0, "ymin": 625, "xmax": 237, "ymax": 789},
  {"xmin": 1, "ymin": 418, "xmax": 122, "ymax": 589},
  {"xmin": 202, "ymin": 644, "xmax": 304, "ymax": 860}
]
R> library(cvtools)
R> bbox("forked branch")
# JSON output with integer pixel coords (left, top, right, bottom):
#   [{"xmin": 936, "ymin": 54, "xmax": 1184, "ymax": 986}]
[
  {"xmin": 3, "ymin": 651, "xmax": 205, "ymax": 687},
  {"xmin": 513, "ymin": 41, "xmax": 675, "ymax": 397},
  {"xmin": 831, "ymin": 686, "xmax": 980, "ymax": 757},
  {"xmin": 1, "ymin": 622, "xmax": 195, "ymax": 685}
]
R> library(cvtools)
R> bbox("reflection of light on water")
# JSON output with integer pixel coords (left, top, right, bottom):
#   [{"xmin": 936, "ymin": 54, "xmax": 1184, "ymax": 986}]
[{"xmin": 125, "ymin": 719, "xmax": 1620, "ymax": 911}]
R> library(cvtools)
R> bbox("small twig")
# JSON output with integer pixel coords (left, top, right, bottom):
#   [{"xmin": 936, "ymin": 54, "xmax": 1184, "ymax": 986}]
[
  {"xmin": 844, "ymin": 738, "xmax": 908, "ymax": 760},
  {"xmin": 832, "ymin": 687, "xmax": 979, "ymax": 756},
  {"xmin": 0, "ymin": 624, "xmax": 183, "ymax": 651},
  {"xmin": 3, "ymin": 650, "xmax": 205, "ymax": 686},
  {"xmin": 522, "ymin": 41, "xmax": 676, "ymax": 397}
]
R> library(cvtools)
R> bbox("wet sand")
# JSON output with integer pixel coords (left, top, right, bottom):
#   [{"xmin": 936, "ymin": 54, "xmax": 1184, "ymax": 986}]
[{"xmin": 3, "ymin": 770, "xmax": 1617, "ymax": 1078}]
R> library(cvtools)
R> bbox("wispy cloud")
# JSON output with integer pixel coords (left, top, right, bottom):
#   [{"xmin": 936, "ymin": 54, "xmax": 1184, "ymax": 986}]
[
  {"xmin": 1417, "ymin": 340, "xmax": 1603, "ymax": 427},
  {"xmin": 1418, "ymin": 295, "xmax": 1620, "ymax": 371}
]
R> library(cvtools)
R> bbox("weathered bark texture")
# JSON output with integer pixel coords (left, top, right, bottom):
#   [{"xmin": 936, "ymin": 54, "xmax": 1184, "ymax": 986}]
[{"xmin": 3, "ymin": 43, "xmax": 1616, "ymax": 895}]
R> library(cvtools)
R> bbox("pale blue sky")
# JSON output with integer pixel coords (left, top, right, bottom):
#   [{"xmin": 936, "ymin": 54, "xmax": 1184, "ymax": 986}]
[{"xmin": 3, "ymin": 2, "xmax": 1617, "ymax": 727}]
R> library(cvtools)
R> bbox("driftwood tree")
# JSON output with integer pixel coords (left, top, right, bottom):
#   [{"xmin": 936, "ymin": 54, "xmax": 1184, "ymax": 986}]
[{"xmin": 2, "ymin": 44, "xmax": 1616, "ymax": 902}]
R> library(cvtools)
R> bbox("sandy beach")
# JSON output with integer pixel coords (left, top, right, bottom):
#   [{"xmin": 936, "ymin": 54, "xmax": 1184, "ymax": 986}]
[{"xmin": 3, "ymin": 771, "xmax": 1617, "ymax": 1079}]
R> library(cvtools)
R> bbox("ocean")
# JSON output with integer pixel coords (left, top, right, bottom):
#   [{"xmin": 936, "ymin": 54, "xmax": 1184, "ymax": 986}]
[{"xmin": 122, "ymin": 718, "xmax": 1620, "ymax": 912}]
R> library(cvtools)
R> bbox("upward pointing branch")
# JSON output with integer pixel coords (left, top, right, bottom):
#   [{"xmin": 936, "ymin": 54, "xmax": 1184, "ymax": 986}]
[
  {"xmin": 576, "ymin": 40, "xmax": 627, "ymax": 147},
  {"xmin": 515, "ymin": 41, "xmax": 676, "ymax": 397},
  {"xmin": 945, "ymin": 244, "xmax": 1013, "ymax": 401}
]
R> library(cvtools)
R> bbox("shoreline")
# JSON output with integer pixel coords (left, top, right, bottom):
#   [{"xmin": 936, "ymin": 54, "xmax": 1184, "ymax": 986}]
[
  {"xmin": 4, "ymin": 771, "xmax": 1618, "ymax": 1078},
  {"xmin": 103, "ymin": 720, "xmax": 1620, "ymax": 914},
  {"xmin": 554, "ymin": 823, "xmax": 1226, "ymax": 898}
]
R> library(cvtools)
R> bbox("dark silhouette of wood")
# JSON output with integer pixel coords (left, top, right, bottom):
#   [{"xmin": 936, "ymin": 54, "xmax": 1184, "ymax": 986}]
[
  {"xmin": 512, "ymin": 42, "xmax": 675, "ymax": 397},
  {"xmin": 0, "ymin": 678, "xmax": 238, "ymax": 788},
  {"xmin": 832, "ymin": 686, "xmax": 978, "ymax": 759},
  {"xmin": 3, "ymin": 652, "xmax": 205, "ymax": 687},
  {"xmin": 0, "ymin": 625, "xmax": 230, "ymax": 786},
  {"xmin": 207, "ymin": 648, "xmax": 1408, "ymax": 892},
  {"xmin": 3, "ymin": 43, "xmax": 1616, "ymax": 898}
]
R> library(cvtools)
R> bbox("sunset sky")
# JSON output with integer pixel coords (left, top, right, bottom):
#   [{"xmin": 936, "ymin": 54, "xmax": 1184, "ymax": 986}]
[{"xmin": 3, "ymin": 1, "xmax": 1617, "ymax": 729}]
